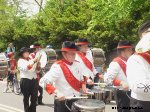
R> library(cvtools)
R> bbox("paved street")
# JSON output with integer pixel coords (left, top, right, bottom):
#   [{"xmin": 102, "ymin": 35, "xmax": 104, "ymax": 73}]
[{"xmin": 0, "ymin": 81, "xmax": 117, "ymax": 112}]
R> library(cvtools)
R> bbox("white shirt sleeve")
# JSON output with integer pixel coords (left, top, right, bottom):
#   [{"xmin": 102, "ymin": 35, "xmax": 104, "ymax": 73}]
[
  {"xmin": 104, "ymin": 62, "xmax": 120, "ymax": 85},
  {"xmin": 39, "ymin": 63, "xmax": 60, "ymax": 89},
  {"xmin": 78, "ymin": 62, "xmax": 91, "ymax": 81},
  {"xmin": 18, "ymin": 59, "xmax": 34, "ymax": 72},
  {"xmin": 127, "ymin": 56, "xmax": 150, "ymax": 94}
]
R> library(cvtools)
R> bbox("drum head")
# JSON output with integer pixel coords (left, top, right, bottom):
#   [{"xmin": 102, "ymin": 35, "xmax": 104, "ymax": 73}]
[
  {"xmin": 36, "ymin": 50, "xmax": 47, "ymax": 68},
  {"xmin": 73, "ymin": 99, "xmax": 105, "ymax": 110}
]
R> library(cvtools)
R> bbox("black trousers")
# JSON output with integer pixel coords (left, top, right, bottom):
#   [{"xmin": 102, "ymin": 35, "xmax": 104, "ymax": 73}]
[
  {"xmin": 54, "ymin": 99, "xmax": 77, "ymax": 112},
  {"xmin": 94, "ymin": 76, "xmax": 99, "ymax": 83},
  {"xmin": 20, "ymin": 78, "xmax": 38, "ymax": 112},
  {"xmin": 37, "ymin": 73, "xmax": 43, "ymax": 103},
  {"xmin": 38, "ymin": 85, "xmax": 43, "ymax": 103},
  {"xmin": 114, "ymin": 90, "xmax": 131, "ymax": 112},
  {"xmin": 130, "ymin": 97, "xmax": 150, "ymax": 112}
]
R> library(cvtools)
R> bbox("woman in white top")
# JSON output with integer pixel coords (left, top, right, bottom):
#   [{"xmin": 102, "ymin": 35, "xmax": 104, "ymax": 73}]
[{"xmin": 18, "ymin": 47, "xmax": 38, "ymax": 112}]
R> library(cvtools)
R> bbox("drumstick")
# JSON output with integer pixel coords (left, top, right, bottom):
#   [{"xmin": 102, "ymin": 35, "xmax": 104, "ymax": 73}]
[
  {"xmin": 65, "ymin": 96, "xmax": 88, "ymax": 100},
  {"xmin": 94, "ymin": 83, "xmax": 107, "ymax": 85},
  {"xmin": 86, "ymin": 91, "xmax": 94, "ymax": 95},
  {"xmin": 55, "ymin": 96, "xmax": 88, "ymax": 100}
]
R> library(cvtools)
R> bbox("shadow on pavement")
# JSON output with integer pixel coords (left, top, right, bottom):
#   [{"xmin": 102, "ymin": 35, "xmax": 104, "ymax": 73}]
[{"xmin": 38, "ymin": 104, "xmax": 54, "ymax": 108}]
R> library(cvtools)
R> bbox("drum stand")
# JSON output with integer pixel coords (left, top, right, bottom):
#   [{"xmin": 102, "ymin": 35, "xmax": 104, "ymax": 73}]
[
  {"xmin": 93, "ymin": 84, "xmax": 113, "ymax": 104},
  {"xmin": 65, "ymin": 100, "xmax": 71, "ymax": 112}
]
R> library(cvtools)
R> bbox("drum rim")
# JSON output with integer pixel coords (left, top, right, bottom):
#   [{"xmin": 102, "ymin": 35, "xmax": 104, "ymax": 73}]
[{"xmin": 73, "ymin": 99, "xmax": 105, "ymax": 110}]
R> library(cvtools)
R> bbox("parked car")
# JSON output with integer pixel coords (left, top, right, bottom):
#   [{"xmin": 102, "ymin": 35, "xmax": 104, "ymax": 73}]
[{"xmin": 0, "ymin": 53, "xmax": 8, "ymax": 80}]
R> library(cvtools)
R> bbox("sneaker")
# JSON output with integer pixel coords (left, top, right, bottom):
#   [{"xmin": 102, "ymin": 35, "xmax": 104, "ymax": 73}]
[{"xmin": 3, "ymin": 88, "xmax": 9, "ymax": 93}]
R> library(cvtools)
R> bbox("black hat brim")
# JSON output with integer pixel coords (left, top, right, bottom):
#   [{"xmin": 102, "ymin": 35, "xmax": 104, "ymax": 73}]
[{"xmin": 18, "ymin": 48, "xmax": 31, "ymax": 56}]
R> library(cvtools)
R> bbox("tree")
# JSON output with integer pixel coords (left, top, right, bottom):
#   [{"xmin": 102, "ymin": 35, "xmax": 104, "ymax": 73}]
[{"xmin": 0, "ymin": 0, "xmax": 149, "ymax": 53}]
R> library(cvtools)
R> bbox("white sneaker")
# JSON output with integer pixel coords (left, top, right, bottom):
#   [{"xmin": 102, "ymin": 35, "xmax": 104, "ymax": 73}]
[{"xmin": 3, "ymin": 87, "xmax": 9, "ymax": 93}]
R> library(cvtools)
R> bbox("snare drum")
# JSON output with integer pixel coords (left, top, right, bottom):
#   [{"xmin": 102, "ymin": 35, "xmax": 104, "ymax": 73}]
[
  {"xmin": 91, "ymin": 86, "xmax": 113, "ymax": 103},
  {"xmin": 71, "ymin": 99, "xmax": 105, "ymax": 112}
]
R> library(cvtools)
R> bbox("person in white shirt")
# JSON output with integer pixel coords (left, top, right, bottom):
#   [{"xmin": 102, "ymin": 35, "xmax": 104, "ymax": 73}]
[
  {"xmin": 75, "ymin": 38, "xmax": 103, "ymax": 88},
  {"xmin": 18, "ymin": 47, "xmax": 38, "ymax": 112},
  {"xmin": 104, "ymin": 40, "xmax": 133, "ymax": 112},
  {"xmin": 39, "ymin": 41, "xmax": 87, "ymax": 112},
  {"xmin": 127, "ymin": 32, "xmax": 150, "ymax": 112},
  {"xmin": 29, "ymin": 43, "xmax": 44, "ymax": 105}
]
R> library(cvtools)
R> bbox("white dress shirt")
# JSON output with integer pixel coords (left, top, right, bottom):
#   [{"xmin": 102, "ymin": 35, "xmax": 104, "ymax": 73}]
[
  {"xmin": 39, "ymin": 61, "xmax": 87, "ymax": 98},
  {"xmin": 104, "ymin": 59, "xmax": 127, "ymax": 85},
  {"xmin": 127, "ymin": 54, "xmax": 150, "ymax": 101},
  {"xmin": 18, "ymin": 58, "xmax": 37, "ymax": 79},
  {"xmin": 75, "ymin": 50, "xmax": 98, "ymax": 79}
]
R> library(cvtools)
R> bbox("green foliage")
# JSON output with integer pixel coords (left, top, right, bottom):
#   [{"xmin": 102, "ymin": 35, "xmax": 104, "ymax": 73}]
[{"xmin": 0, "ymin": 0, "xmax": 149, "ymax": 52}]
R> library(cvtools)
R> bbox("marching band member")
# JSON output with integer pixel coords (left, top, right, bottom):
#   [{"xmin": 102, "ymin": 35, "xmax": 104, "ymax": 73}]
[
  {"xmin": 104, "ymin": 40, "xmax": 133, "ymax": 112},
  {"xmin": 39, "ymin": 41, "xmax": 87, "ymax": 112},
  {"xmin": 127, "ymin": 33, "xmax": 150, "ymax": 112},
  {"xmin": 138, "ymin": 21, "xmax": 150, "ymax": 38},
  {"xmin": 75, "ymin": 38, "xmax": 103, "ymax": 85},
  {"xmin": 29, "ymin": 43, "xmax": 44, "ymax": 105},
  {"xmin": 18, "ymin": 47, "xmax": 38, "ymax": 112}
]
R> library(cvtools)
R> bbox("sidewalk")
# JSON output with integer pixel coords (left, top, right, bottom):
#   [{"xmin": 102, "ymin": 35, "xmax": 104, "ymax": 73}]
[{"xmin": 0, "ymin": 78, "xmax": 6, "ymax": 83}]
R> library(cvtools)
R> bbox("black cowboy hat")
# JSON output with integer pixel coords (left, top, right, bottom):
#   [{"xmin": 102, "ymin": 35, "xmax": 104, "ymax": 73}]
[
  {"xmin": 117, "ymin": 40, "xmax": 132, "ymax": 49},
  {"xmin": 58, "ymin": 41, "xmax": 78, "ymax": 51},
  {"xmin": 55, "ymin": 41, "xmax": 78, "ymax": 60},
  {"xmin": 75, "ymin": 38, "xmax": 90, "ymax": 46},
  {"xmin": 19, "ymin": 47, "xmax": 30, "ymax": 56}
]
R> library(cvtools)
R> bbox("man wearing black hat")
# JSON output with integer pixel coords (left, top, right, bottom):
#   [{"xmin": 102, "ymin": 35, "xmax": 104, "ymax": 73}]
[
  {"xmin": 104, "ymin": 40, "xmax": 133, "ymax": 112},
  {"xmin": 75, "ymin": 38, "xmax": 103, "ymax": 85},
  {"xmin": 39, "ymin": 41, "xmax": 87, "ymax": 112},
  {"xmin": 18, "ymin": 47, "xmax": 39, "ymax": 112}
]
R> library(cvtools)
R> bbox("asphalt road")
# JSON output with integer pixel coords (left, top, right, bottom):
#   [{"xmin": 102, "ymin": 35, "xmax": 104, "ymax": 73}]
[{"xmin": 0, "ymin": 81, "xmax": 117, "ymax": 112}]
